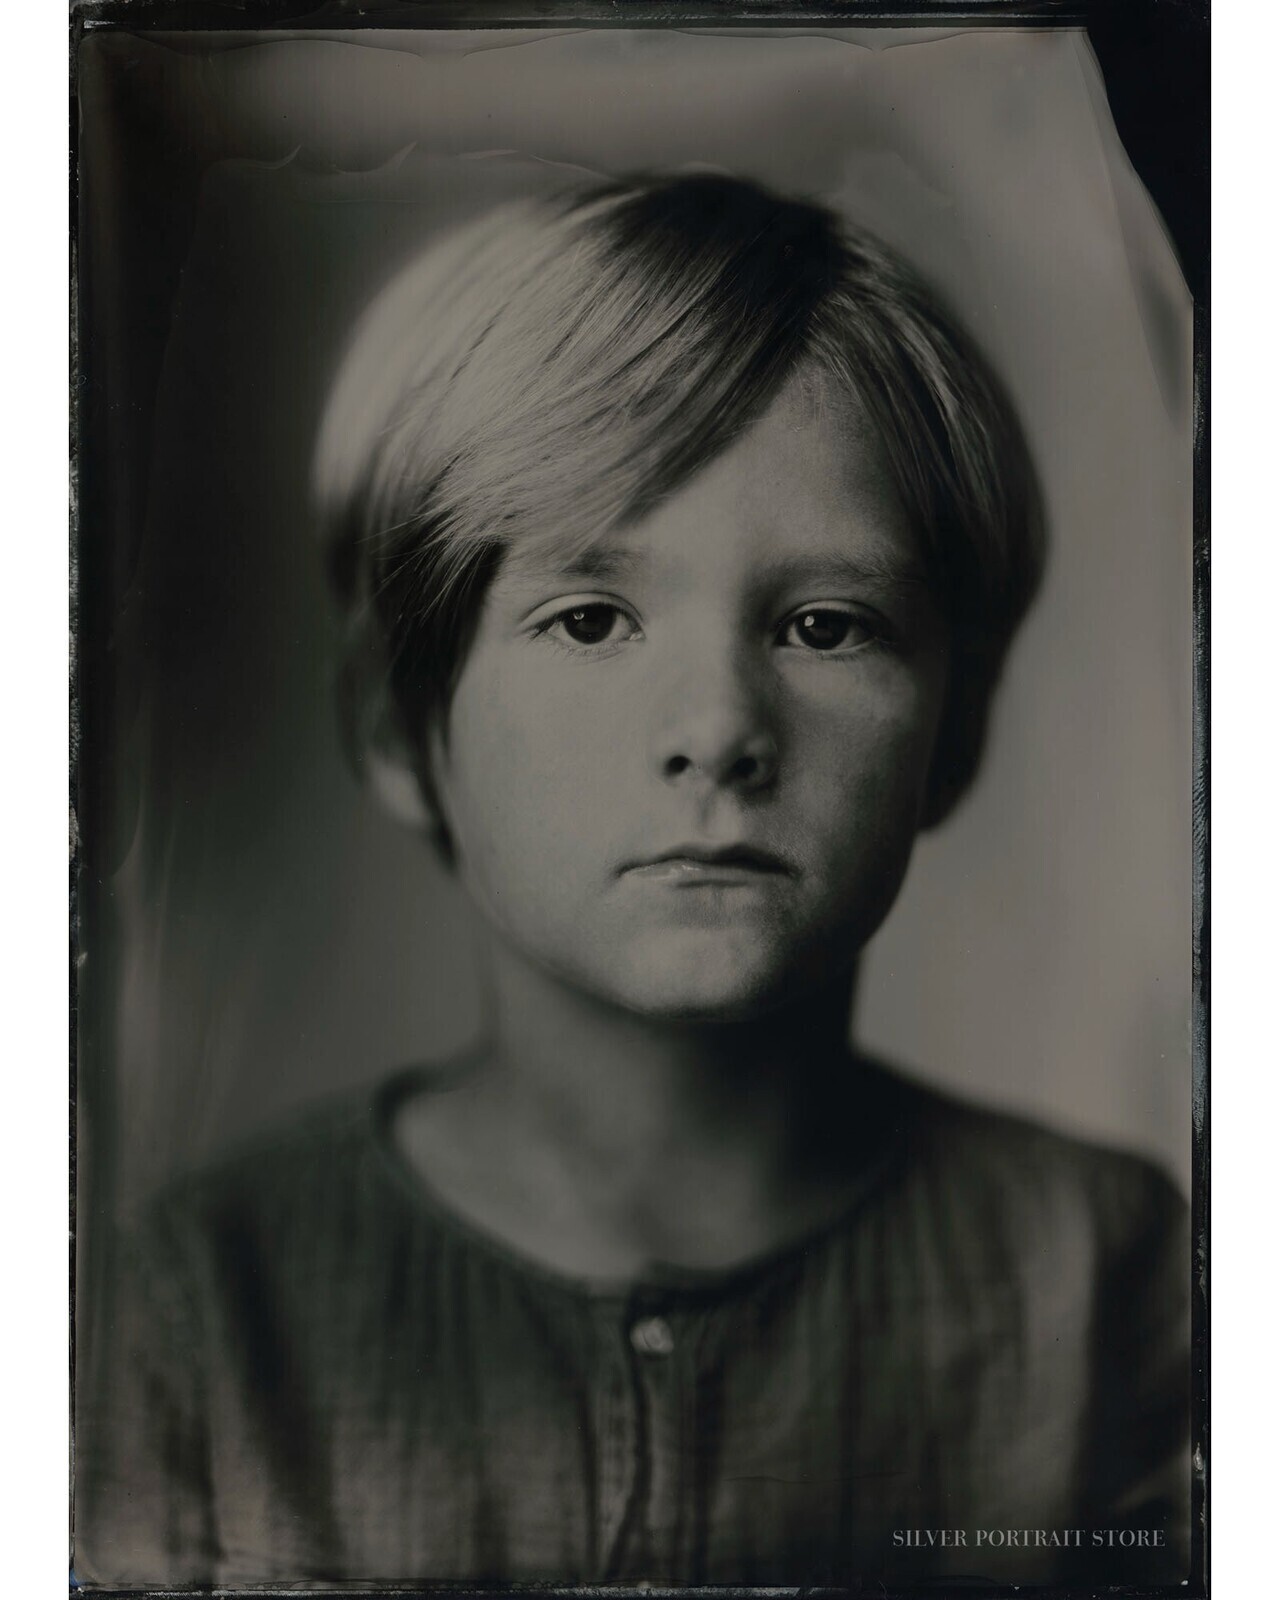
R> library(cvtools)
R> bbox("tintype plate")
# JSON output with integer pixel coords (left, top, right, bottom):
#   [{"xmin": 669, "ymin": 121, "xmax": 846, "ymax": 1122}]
[{"xmin": 71, "ymin": 4, "xmax": 1208, "ymax": 1596}]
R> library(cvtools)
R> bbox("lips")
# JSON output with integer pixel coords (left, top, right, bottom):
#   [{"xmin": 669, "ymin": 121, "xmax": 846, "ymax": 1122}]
[{"xmin": 621, "ymin": 844, "xmax": 793, "ymax": 882}]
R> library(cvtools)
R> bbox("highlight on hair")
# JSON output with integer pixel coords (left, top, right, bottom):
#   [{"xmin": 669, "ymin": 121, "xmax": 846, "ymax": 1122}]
[{"xmin": 314, "ymin": 172, "xmax": 1045, "ymax": 841}]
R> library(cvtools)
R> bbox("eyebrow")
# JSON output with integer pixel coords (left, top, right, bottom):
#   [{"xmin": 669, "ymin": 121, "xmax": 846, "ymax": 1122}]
[
  {"xmin": 498, "ymin": 543, "xmax": 647, "ymax": 586},
  {"xmin": 754, "ymin": 551, "xmax": 934, "ymax": 599},
  {"xmin": 499, "ymin": 542, "xmax": 933, "ymax": 598}
]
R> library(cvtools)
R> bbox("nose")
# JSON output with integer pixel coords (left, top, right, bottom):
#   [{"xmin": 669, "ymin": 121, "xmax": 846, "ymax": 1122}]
[{"xmin": 652, "ymin": 647, "xmax": 780, "ymax": 794}]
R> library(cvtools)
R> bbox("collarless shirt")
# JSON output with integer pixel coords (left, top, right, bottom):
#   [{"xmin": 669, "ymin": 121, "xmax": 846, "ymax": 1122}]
[{"xmin": 75, "ymin": 1065, "xmax": 1190, "ymax": 1590}]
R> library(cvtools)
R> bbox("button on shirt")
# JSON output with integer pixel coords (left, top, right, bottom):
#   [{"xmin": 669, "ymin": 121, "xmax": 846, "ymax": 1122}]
[
  {"xmin": 630, "ymin": 1316, "xmax": 675, "ymax": 1356},
  {"xmin": 76, "ymin": 1065, "xmax": 1191, "ymax": 1590}
]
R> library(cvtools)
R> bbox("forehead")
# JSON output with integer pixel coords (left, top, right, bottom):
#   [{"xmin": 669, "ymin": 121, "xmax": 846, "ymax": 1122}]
[
  {"xmin": 500, "ymin": 367, "xmax": 928, "ymax": 592},
  {"xmin": 724, "ymin": 367, "xmax": 908, "ymax": 528}
]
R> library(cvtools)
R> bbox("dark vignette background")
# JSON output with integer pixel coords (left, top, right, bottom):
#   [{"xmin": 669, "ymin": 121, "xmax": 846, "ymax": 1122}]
[{"xmin": 71, "ymin": 7, "xmax": 1207, "ymax": 1590}]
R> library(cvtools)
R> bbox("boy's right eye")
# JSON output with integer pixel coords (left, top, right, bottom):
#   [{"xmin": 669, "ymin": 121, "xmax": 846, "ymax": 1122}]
[{"xmin": 535, "ymin": 601, "xmax": 643, "ymax": 653}]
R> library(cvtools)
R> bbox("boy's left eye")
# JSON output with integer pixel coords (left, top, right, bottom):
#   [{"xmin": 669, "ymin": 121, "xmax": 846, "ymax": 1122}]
[{"xmin": 777, "ymin": 607, "xmax": 878, "ymax": 653}]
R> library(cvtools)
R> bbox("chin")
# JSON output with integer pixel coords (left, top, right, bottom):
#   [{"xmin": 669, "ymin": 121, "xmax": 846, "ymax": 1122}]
[{"xmin": 588, "ymin": 927, "xmax": 826, "ymax": 1022}]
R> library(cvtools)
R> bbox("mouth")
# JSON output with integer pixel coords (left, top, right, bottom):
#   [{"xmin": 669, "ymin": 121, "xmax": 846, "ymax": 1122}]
[{"xmin": 621, "ymin": 844, "xmax": 794, "ymax": 885}]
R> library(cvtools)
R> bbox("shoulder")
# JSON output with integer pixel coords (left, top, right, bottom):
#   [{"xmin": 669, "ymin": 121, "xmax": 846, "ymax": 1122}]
[
  {"xmin": 120, "ymin": 1074, "xmax": 420, "ymax": 1305},
  {"xmin": 876, "ymin": 1065, "xmax": 1188, "ymax": 1272}
]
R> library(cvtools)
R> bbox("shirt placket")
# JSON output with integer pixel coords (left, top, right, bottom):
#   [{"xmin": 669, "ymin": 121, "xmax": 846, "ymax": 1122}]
[
  {"xmin": 591, "ymin": 1296, "xmax": 638, "ymax": 1577},
  {"xmin": 596, "ymin": 1291, "xmax": 697, "ymax": 1584}
]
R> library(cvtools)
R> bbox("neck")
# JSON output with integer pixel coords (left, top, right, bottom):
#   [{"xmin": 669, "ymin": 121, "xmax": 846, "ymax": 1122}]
[
  {"xmin": 394, "ymin": 938, "xmax": 891, "ymax": 1279},
  {"xmin": 475, "ymin": 940, "xmax": 863, "ymax": 1193}
]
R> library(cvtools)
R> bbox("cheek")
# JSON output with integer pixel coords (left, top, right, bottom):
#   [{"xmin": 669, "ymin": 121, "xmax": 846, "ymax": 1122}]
[
  {"xmin": 434, "ymin": 665, "xmax": 621, "ymax": 902},
  {"xmin": 797, "ymin": 672, "xmax": 944, "ymax": 816},
  {"xmin": 786, "ymin": 690, "xmax": 944, "ymax": 934}
]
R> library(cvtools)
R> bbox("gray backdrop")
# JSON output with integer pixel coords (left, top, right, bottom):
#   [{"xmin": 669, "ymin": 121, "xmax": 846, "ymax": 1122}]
[{"xmin": 77, "ymin": 27, "xmax": 1192, "ymax": 1209}]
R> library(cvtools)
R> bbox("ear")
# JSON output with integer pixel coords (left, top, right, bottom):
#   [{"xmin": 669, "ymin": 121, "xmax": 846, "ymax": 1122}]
[
  {"xmin": 364, "ymin": 718, "xmax": 459, "ymax": 868},
  {"xmin": 365, "ymin": 742, "xmax": 436, "ymax": 830}
]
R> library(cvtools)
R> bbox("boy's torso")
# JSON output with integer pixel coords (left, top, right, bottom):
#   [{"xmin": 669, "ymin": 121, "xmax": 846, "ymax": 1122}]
[{"xmin": 77, "ymin": 1065, "xmax": 1189, "ymax": 1589}]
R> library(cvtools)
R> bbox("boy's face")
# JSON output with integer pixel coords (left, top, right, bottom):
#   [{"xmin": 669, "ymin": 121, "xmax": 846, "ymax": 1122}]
[{"xmin": 428, "ymin": 371, "xmax": 950, "ymax": 1020}]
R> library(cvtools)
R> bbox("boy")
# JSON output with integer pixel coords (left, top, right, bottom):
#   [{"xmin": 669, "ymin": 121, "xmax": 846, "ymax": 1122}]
[{"xmin": 77, "ymin": 173, "xmax": 1188, "ymax": 1589}]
